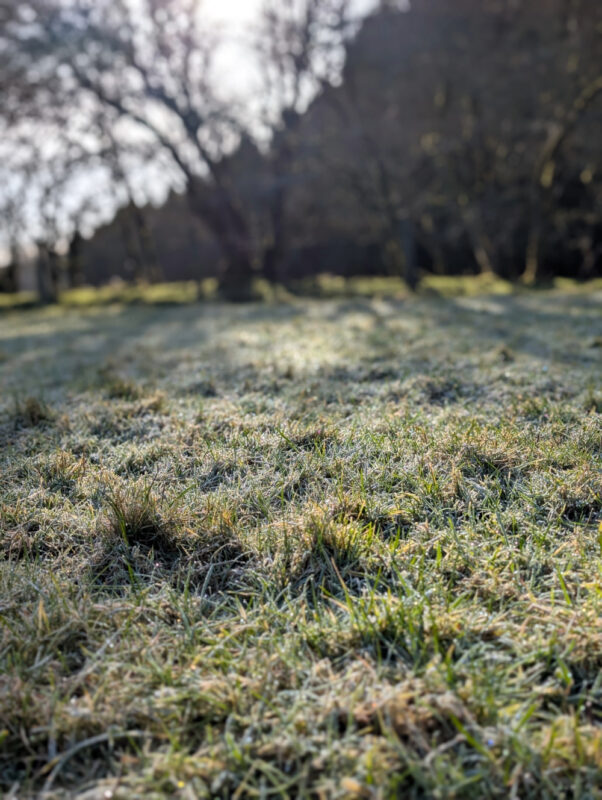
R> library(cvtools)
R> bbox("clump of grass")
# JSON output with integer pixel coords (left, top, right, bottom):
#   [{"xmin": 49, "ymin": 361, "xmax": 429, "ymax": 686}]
[
  {"xmin": 306, "ymin": 515, "xmax": 363, "ymax": 571},
  {"xmin": 37, "ymin": 450, "xmax": 86, "ymax": 495},
  {"xmin": 91, "ymin": 483, "xmax": 185, "ymax": 586},
  {"xmin": 278, "ymin": 425, "xmax": 334, "ymax": 452},
  {"xmin": 513, "ymin": 393, "xmax": 550, "ymax": 420},
  {"xmin": 13, "ymin": 395, "xmax": 54, "ymax": 428},
  {"xmin": 88, "ymin": 482, "xmax": 181, "ymax": 587},
  {"xmin": 583, "ymin": 389, "xmax": 602, "ymax": 414},
  {"xmin": 352, "ymin": 680, "xmax": 475, "ymax": 748},
  {"xmin": 272, "ymin": 509, "xmax": 380, "ymax": 595},
  {"xmin": 104, "ymin": 374, "xmax": 145, "ymax": 401},
  {"xmin": 101, "ymin": 483, "xmax": 179, "ymax": 552},
  {"xmin": 121, "ymin": 391, "xmax": 167, "ymax": 418},
  {"xmin": 491, "ymin": 344, "xmax": 515, "ymax": 363},
  {"xmin": 413, "ymin": 375, "xmax": 463, "ymax": 405},
  {"xmin": 188, "ymin": 377, "xmax": 218, "ymax": 400},
  {"xmin": 458, "ymin": 443, "xmax": 521, "ymax": 481},
  {"xmin": 0, "ymin": 521, "xmax": 36, "ymax": 560},
  {"xmin": 97, "ymin": 365, "xmax": 165, "ymax": 410},
  {"xmin": 91, "ymin": 481, "xmax": 249, "ymax": 591}
]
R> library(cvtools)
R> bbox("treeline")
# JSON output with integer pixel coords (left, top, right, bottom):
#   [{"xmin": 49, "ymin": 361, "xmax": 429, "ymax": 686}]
[{"xmin": 1, "ymin": 0, "xmax": 601, "ymax": 300}]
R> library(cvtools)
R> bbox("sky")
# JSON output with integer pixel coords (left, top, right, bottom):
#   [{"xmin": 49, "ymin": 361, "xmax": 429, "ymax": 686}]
[
  {"xmin": 201, "ymin": 0, "xmax": 379, "ymax": 97},
  {"xmin": 203, "ymin": 0, "xmax": 264, "ymax": 25},
  {"xmin": 203, "ymin": 0, "xmax": 378, "ymax": 26}
]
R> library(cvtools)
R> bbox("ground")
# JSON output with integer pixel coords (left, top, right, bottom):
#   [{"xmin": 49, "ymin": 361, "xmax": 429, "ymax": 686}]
[{"xmin": 0, "ymin": 286, "xmax": 601, "ymax": 799}]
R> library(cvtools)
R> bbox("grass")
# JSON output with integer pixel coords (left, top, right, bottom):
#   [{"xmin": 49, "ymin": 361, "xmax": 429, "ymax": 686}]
[
  {"xmin": 1, "ymin": 274, "xmax": 602, "ymax": 312},
  {"xmin": 0, "ymin": 287, "xmax": 601, "ymax": 798}
]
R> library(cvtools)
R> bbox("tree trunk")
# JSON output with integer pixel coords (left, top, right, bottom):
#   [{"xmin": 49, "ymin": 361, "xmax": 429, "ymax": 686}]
[
  {"xmin": 525, "ymin": 77, "xmax": 602, "ymax": 285},
  {"xmin": 118, "ymin": 212, "xmax": 144, "ymax": 283},
  {"xmin": 400, "ymin": 217, "xmax": 419, "ymax": 292},
  {"xmin": 187, "ymin": 181, "xmax": 255, "ymax": 302},
  {"xmin": 66, "ymin": 232, "xmax": 85, "ymax": 288},
  {"xmin": 578, "ymin": 238, "xmax": 600, "ymax": 281},
  {"xmin": 523, "ymin": 218, "xmax": 542, "ymax": 286},
  {"xmin": 220, "ymin": 252, "xmax": 256, "ymax": 302},
  {"xmin": 263, "ymin": 192, "xmax": 287, "ymax": 285},
  {"xmin": 263, "ymin": 196, "xmax": 288, "ymax": 285},
  {"xmin": 1, "ymin": 258, "xmax": 19, "ymax": 294},
  {"xmin": 130, "ymin": 204, "xmax": 162, "ymax": 283},
  {"xmin": 263, "ymin": 140, "xmax": 294, "ymax": 285},
  {"xmin": 463, "ymin": 216, "xmax": 496, "ymax": 276},
  {"xmin": 36, "ymin": 244, "xmax": 59, "ymax": 304}
]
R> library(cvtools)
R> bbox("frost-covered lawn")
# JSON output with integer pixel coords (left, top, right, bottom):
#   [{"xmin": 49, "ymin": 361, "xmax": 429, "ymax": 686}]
[{"xmin": 1, "ymin": 289, "xmax": 601, "ymax": 798}]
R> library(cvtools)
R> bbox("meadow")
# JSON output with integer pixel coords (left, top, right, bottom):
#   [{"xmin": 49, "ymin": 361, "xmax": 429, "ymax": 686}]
[{"xmin": 1, "ymin": 285, "xmax": 601, "ymax": 798}]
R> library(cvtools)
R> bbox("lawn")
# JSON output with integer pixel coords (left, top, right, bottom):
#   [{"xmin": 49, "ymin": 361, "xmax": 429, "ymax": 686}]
[{"xmin": 1, "ymin": 288, "xmax": 601, "ymax": 798}]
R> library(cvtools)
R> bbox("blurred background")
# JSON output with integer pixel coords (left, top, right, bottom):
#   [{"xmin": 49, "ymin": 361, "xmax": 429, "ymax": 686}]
[{"xmin": 0, "ymin": 0, "xmax": 601, "ymax": 303}]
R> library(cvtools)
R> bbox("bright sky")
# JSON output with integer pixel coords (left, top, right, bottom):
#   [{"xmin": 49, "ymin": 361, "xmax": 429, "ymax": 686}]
[
  {"xmin": 203, "ymin": 0, "xmax": 264, "ymax": 25},
  {"xmin": 200, "ymin": 0, "xmax": 379, "ymax": 98},
  {"xmin": 203, "ymin": 0, "xmax": 377, "ymax": 25},
  {"xmin": 201, "ymin": 0, "xmax": 277, "ymax": 98}
]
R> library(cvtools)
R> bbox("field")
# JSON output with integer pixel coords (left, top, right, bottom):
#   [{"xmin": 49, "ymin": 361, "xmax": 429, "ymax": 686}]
[{"xmin": 1, "ymin": 287, "xmax": 601, "ymax": 798}]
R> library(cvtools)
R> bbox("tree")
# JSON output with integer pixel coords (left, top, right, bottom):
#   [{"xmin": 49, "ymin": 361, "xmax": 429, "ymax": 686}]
[
  {"xmin": 6, "ymin": 0, "xmax": 362, "ymax": 296},
  {"xmin": 4, "ymin": 0, "xmax": 255, "ymax": 298},
  {"xmin": 98, "ymin": 119, "xmax": 163, "ymax": 284},
  {"xmin": 254, "ymin": 0, "xmax": 357, "ymax": 283},
  {"xmin": 0, "ymin": 165, "xmax": 28, "ymax": 294},
  {"xmin": 304, "ymin": 0, "xmax": 602, "ymax": 283},
  {"xmin": 1, "ymin": 6, "xmax": 108, "ymax": 301}
]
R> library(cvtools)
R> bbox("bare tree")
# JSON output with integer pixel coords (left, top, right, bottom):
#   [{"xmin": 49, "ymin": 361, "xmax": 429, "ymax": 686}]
[
  {"xmin": 0, "ymin": 172, "xmax": 28, "ymax": 293},
  {"xmin": 255, "ymin": 0, "xmax": 357, "ymax": 282},
  {"xmin": 5, "ymin": 0, "xmax": 262, "ymax": 299},
  {"xmin": 5, "ymin": 0, "xmax": 364, "ymax": 296}
]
